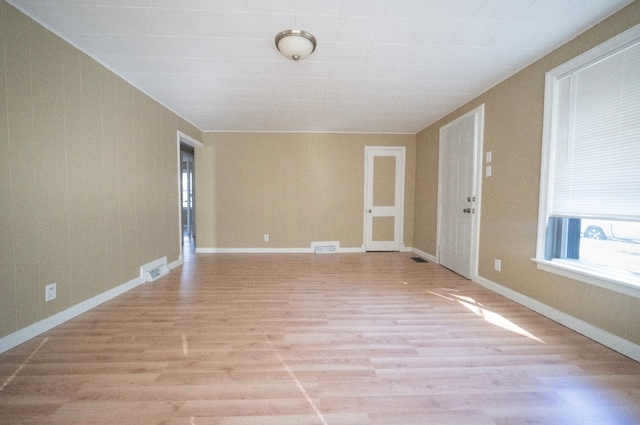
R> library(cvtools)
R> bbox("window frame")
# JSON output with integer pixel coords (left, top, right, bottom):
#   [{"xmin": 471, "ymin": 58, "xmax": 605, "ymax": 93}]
[{"xmin": 534, "ymin": 23, "xmax": 640, "ymax": 299}]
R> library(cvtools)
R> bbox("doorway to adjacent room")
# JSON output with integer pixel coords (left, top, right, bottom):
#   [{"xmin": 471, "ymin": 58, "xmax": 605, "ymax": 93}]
[{"xmin": 177, "ymin": 131, "xmax": 203, "ymax": 260}]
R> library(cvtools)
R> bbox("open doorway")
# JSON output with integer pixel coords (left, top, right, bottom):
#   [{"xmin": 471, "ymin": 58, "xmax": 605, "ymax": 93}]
[
  {"xmin": 180, "ymin": 143, "xmax": 195, "ymax": 253},
  {"xmin": 177, "ymin": 131, "xmax": 203, "ymax": 261}
]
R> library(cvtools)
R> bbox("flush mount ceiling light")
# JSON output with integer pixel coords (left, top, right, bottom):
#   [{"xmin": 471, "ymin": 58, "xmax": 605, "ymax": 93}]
[{"xmin": 275, "ymin": 29, "xmax": 317, "ymax": 61}]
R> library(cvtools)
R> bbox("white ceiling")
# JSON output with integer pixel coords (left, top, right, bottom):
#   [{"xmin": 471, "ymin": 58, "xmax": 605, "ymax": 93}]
[{"xmin": 8, "ymin": 0, "xmax": 633, "ymax": 134}]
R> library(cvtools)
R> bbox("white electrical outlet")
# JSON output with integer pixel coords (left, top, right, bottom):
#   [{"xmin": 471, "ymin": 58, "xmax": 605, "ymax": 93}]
[
  {"xmin": 494, "ymin": 259, "xmax": 501, "ymax": 272},
  {"xmin": 45, "ymin": 283, "xmax": 56, "ymax": 302},
  {"xmin": 264, "ymin": 234, "xmax": 269, "ymax": 242},
  {"xmin": 486, "ymin": 165, "xmax": 492, "ymax": 177}
]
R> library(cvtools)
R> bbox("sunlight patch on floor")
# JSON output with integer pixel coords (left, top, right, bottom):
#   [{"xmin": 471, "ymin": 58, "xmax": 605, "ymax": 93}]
[
  {"xmin": 454, "ymin": 295, "xmax": 545, "ymax": 343},
  {"xmin": 428, "ymin": 290, "xmax": 545, "ymax": 343}
]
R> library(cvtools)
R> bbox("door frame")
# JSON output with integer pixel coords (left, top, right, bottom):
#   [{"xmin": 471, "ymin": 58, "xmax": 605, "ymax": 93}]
[
  {"xmin": 177, "ymin": 131, "xmax": 203, "ymax": 263},
  {"xmin": 363, "ymin": 146, "xmax": 406, "ymax": 251},
  {"xmin": 436, "ymin": 104, "xmax": 484, "ymax": 278}
]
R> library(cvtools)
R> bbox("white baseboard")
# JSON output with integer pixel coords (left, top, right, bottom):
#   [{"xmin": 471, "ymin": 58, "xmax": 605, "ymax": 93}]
[
  {"xmin": 0, "ymin": 256, "xmax": 178, "ymax": 355},
  {"xmin": 339, "ymin": 247, "xmax": 366, "ymax": 253},
  {"xmin": 411, "ymin": 247, "xmax": 438, "ymax": 263},
  {"xmin": 195, "ymin": 245, "xmax": 429, "ymax": 255},
  {"xmin": 196, "ymin": 247, "xmax": 312, "ymax": 254},
  {"xmin": 196, "ymin": 246, "xmax": 367, "ymax": 254},
  {"xmin": 168, "ymin": 258, "xmax": 182, "ymax": 270},
  {"xmin": 473, "ymin": 275, "xmax": 640, "ymax": 362}
]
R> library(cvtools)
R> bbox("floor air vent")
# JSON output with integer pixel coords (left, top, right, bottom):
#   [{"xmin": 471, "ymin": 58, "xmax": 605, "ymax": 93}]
[
  {"xmin": 141, "ymin": 257, "xmax": 169, "ymax": 282},
  {"xmin": 312, "ymin": 241, "xmax": 339, "ymax": 254}
]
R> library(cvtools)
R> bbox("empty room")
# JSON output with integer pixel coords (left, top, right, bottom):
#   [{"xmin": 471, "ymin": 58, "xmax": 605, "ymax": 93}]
[{"xmin": 1, "ymin": 1, "xmax": 639, "ymax": 424}]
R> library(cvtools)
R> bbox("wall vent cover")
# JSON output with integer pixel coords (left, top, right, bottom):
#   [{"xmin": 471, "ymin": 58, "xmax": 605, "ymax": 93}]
[
  {"xmin": 141, "ymin": 257, "xmax": 169, "ymax": 282},
  {"xmin": 312, "ymin": 241, "xmax": 340, "ymax": 254},
  {"xmin": 146, "ymin": 265, "xmax": 169, "ymax": 281}
]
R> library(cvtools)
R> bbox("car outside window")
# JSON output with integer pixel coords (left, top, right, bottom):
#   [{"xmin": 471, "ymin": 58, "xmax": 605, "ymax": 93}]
[{"xmin": 580, "ymin": 220, "xmax": 640, "ymax": 275}]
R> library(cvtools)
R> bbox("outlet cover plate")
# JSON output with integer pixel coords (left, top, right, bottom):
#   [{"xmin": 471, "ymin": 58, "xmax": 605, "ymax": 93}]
[{"xmin": 45, "ymin": 283, "xmax": 56, "ymax": 302}]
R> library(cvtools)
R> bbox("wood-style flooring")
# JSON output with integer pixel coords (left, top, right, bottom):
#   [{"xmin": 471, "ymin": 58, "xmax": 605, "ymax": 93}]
[{"xmin": 1, "ymin": 252, "xmax": 639, "ymax": 425}]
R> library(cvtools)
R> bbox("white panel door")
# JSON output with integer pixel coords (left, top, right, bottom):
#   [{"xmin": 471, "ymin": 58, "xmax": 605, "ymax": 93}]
[
  {"xmin": 438, "ymin": 109, "xmax": 481, "ymax": 278},
  {"xmin": 364, "ymin": 147, "xmax": 405, "ymax": 251}
]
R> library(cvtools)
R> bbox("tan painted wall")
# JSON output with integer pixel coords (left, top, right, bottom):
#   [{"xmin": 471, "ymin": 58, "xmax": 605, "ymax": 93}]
[
  {"xmin": 413, "ymin": 128, "xmax": 440, "ymax": 255},
  {"xmin": 0, "ymin": 3, "xmax": 201, "ymax": 339},
  {"xmin": 197, "ymin": 132, "xmax": 415, "ymax": 250},
  {"xmin": 414, "ymin": 2, "xmax": 640, "ymax": 345}
]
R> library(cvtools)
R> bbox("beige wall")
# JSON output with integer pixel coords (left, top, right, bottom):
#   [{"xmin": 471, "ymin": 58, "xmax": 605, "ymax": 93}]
[
  {"xmin": 414, "ymin": 2, "xmax": 640, "ymax": 345},
  {"xmin": 197, "ymin": 132, "xmax": 415, "ymax": 250},
  {"xmin": 0, "ymin": 3, "xmax": 201, "ymax": 339},
  {"xmin": 413, "ymin": 128, "xmax": 440, "ymax": 254}
]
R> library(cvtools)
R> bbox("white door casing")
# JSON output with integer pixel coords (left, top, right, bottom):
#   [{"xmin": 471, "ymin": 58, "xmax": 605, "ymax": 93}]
[
  {"xmin": 364, "ymin": 146, "xmax": 406, "ymax": 251},
  {"xmin": 437, "ymin": 105, "xmax": 484, "ymax": 278}
]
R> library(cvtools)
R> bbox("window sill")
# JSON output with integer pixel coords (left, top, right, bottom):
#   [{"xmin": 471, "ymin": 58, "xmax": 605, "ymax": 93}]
[{"xmin": 532, "ymin": 258, "xmax": 640, "ymax": 298}]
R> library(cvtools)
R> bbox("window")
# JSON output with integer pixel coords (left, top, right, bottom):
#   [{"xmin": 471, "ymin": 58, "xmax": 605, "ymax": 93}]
[{"xmin": 535, "ymin": 24, "xmax": 640, "ymax": 296}]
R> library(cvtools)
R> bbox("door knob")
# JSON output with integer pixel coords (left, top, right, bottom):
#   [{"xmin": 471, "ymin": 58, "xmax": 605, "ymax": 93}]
[
  {"xmin": 367, "ymin": 209, "xmax": 372, "ymax": 213},
  {"xmin": 463, "ymin": 208, "xmax": 471, "ymax": 213}
]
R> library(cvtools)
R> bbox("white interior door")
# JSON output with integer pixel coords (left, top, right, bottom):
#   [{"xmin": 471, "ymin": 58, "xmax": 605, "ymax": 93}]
[
  {"xmin": 364, "ymin": 147, "xmax": 405, "ymax": 251},
  {"xmin": 438, "ymin": 106, "xmax": 483, "ymax": 278}
]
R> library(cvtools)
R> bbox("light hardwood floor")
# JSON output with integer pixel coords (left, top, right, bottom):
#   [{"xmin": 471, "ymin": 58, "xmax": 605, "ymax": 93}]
[{"xmin": 1, "ymin": 252, "xmax": 639, "ymax": 425}]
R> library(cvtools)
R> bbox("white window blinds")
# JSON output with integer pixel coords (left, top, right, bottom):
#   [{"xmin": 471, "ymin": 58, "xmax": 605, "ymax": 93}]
[{"xmin": 549, "ymin": 38, "xmax": 640, "ymax": 221}]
